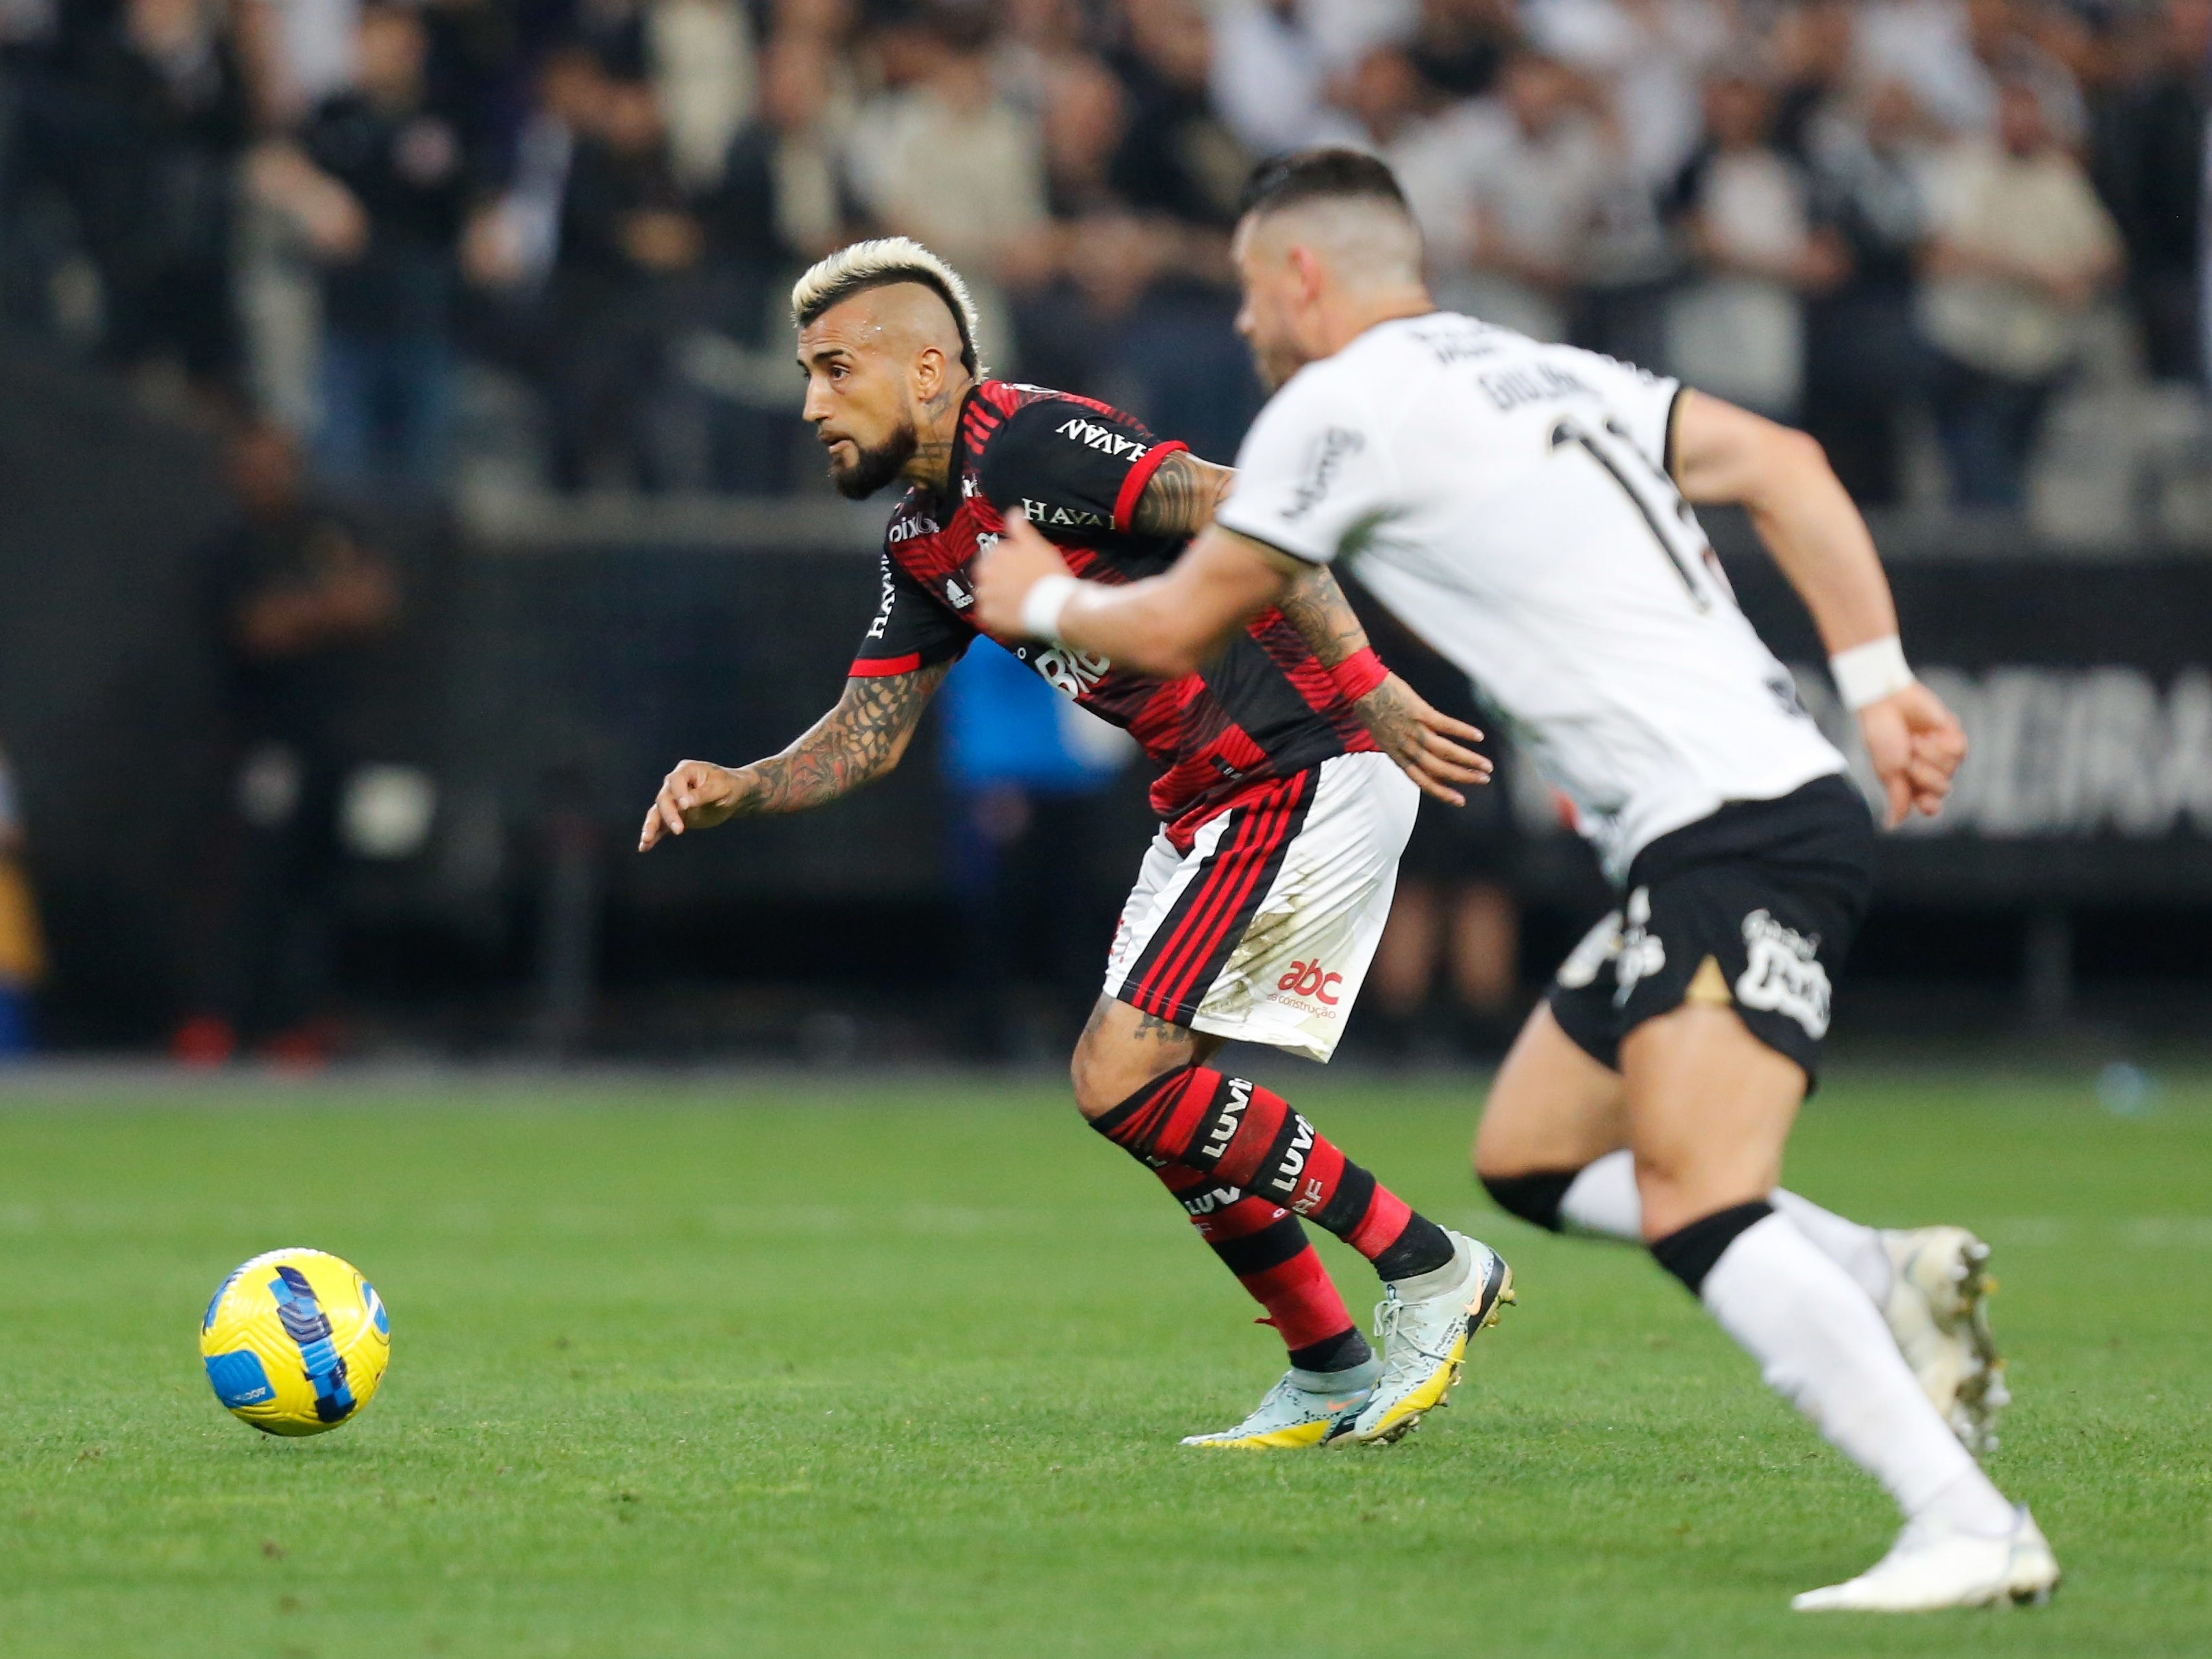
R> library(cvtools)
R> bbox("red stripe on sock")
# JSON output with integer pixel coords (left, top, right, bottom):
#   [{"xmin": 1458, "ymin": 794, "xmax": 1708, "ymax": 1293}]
[
  {"xmin": 1189, "ymin": 1190, "xmax": 1290, "ymax": 1243},
  {"xmin": 1238, "ymin": 1247, "xmax": 1355, "ymax": 1353},
  {"xmin": 1100, "ymin": 1080, "xmax": 1170, "ymax": 1153},
  {"xmin": 1347, "ymin": 1186, "xmax": 1414, "ymax": 1260},
  {"xmin": 1153, "ymin": 1164, "xmax": 1286, "ymax": 1239},
  {"xmin": 1288, "ymin": 1138, "xmax": 1347, "ymax": 1217},
  {"xmin": 1152, "ymin": 1071, "xmax": 1220, "ymax": 1163},
  {"xmin": 1210, "ymin": 1087, "xmax": 1292, "ymax": 1188}
]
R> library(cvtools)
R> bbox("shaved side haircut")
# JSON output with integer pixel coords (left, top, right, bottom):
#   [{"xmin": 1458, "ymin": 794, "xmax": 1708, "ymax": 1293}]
[
  {"xmin": 1237, "ymin": 149, "xmax": 1425, "ymax": 290},
  {"xmin": 791, "ymin": 237, "xmax": 986, "ymax": 376}
]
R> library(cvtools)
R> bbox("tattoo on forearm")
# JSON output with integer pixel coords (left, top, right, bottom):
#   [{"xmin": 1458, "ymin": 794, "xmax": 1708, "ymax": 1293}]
[
  {"xmin": 1276, "ymin": 568, "xmax": 1368, "ymax": 669},
  {"xmin": 735, "ymin": 663, "xmax": 950, "ymax": 815},
  {"xmin": 1131, "ymin": 452, "xmax": 1236, "ymax": 538}
]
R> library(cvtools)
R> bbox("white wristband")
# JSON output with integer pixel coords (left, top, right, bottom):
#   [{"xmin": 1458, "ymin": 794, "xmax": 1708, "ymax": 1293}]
[
  {"xmin": 1020, "ymin": 574, "xmax": 1080, "ymax": 641},
  {"xmin": 1830, "ymin": 634, "xmax": 1914, "ymax": 711}
]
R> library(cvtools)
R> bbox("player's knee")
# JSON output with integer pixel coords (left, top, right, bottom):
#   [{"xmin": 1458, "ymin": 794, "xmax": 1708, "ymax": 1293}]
[
  {"xmin": 1469, "ymin": 1103, "xmax": 1527, "ymax": 1182},
  {"xmin": 1070, "ymin": 1037, "xmax": 1194, "ymax": 1122},
  {"xmin": 1068, "ymin": 1048, "xmax": 1111, "ymax": 1120},
  {"xmin": 1068, "ymin": 1044, "xmax": 1138, "ymax": 1120},
  {"xmin": 1468, "ymin": 1121, "xmax": 1519, "ymax": 1185},
  {"xmin": 1477, "ymin": 1168, "xmax": 1576, "ymax": 1232}
]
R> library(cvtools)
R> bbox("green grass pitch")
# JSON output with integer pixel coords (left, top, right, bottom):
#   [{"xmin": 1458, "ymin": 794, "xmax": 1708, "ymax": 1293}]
[{"xmin": 0, "ymin": 1067, "xmax": 2206, "ymax": 1657}]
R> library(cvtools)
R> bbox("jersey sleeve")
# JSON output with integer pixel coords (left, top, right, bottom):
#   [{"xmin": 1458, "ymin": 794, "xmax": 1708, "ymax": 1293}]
[
  {"xmin": 1213, "ymin": 370, "xmax": 1396, "ymax": 565},
  {"xmin": 850, "ymin": 550, "xmax": 972, "ymax": 677},
  {"xmin": 1560, "ymin": 345, "xmax": 1683, "ymax": 475},
  {"xmin": 974, "ymin": 397, "xmax": 1188, "ymax": 534}
]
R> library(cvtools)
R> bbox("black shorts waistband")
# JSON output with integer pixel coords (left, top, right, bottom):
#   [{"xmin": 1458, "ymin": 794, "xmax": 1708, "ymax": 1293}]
[{"xmin": 1627, "ymin": 773, "xmax": 1873, "ymax": 891}]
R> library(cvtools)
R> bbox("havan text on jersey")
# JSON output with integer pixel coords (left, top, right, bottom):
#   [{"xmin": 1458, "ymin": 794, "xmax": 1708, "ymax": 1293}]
[
  {"xmin": 1055, "ymin": 417, "xmax": 1148, "ymax": 460},
  {"xmin": 848, "ymin": 379, "xmax": 1378, "ymax": 846}
]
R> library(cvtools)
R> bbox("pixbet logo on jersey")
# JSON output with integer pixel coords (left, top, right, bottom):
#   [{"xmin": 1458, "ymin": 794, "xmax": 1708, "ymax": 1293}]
[{"xmin": 1275, "ymin": 960, "xmax": 1342, "ymax": 1005}]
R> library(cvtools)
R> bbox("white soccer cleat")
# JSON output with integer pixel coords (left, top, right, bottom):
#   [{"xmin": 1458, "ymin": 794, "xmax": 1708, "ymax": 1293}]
[
  {"xmin": 1880, "ymin": 1226, "xmax": 2010, "ymax": 1454},
  {"xmin": 1791, "ymin": 1507, "xmax": 2060, "ymax": 1612},
  {"xmin": 1340, "ymin": 1231, "xmax": 1513, "ymax": 1447},
  {"xmin": 1180, "ymin": 1362, "xmax": 1380, "ymax": 1449}
]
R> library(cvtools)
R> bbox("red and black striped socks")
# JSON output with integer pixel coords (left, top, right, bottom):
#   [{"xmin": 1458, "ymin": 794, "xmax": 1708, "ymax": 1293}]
[
  {"xmin": 1157, "ymin": 1166, "xmax": 1371, "ymax": 1373},
  {"xmin": 1096, "ymin": 1065, "xmax": 1458, "ymax": 1284}
]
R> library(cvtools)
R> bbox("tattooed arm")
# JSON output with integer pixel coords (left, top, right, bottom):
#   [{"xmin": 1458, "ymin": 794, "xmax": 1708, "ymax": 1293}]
[
  {"xmin": 1273, "ymin": 565, "xmax": 1496, "ymax": 807},
  {"xmin": 1129, "ymin": 452, "xmax": 1376, "ymax": 672},
  {"xmin": 1275, "ymin": 563, "xmax": 1371, "ymax": 672},
  {"xmin": 638, "ymin": 662, "xmax": 952, "ymax": 849},
  {"xmin": 1129, "ymin": 450, "xmax": 1237, "ymax": 538}
]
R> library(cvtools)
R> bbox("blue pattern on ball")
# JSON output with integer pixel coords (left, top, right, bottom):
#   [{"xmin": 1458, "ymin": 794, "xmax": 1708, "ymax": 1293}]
[
  {"xmin": 268, "ymin": 1264, "xmax": 358, "ymax": 1423},
  {"xmin": 205, "ymin": 1349, "xmax": 276, "ymax": 1408}
]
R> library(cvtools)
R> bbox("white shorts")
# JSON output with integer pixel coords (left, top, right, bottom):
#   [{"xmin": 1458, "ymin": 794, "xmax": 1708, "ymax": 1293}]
[{"xmin": 1101, "ymin": 751, "xmax": 1417, "ymax": 1062}]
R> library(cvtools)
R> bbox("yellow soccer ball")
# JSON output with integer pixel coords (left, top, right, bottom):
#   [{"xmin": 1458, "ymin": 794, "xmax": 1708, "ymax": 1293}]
[{"xmin": 200, "ymin": 1248, "xmax": 391, "ymax": 1436}]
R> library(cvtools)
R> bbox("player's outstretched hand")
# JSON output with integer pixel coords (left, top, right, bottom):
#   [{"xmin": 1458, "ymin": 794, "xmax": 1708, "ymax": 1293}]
[
  {"xmin": 1858, "ymin": 680, "xmax": 1967, "ymax": 828},
  {"xmin": 639, "ymin": 760, "xmax": 747, "ymax": 851},
  {"xmin": 972, "ymin": 508, "xmax": 1073, "ymax": 638},
  {"xmin": 1358, "ymin": 674, "xmax": 1494, "ymax": 807}
]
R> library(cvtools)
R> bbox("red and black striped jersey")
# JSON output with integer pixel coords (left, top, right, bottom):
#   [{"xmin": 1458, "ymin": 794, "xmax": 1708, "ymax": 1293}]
[{"xmin": 850, "ymin": 380, "xmax": 1377, "ymax": 846}]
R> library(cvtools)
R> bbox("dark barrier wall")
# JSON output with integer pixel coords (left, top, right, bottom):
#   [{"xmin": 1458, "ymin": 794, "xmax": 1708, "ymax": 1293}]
[
  {"xmin": 456, "ymin": 525, "xmax": 2212, "ymax": 900},
  {"xmin": 1714, "ymin": 526, "xmax": 2212, "ymax": 902},
  {"xmin": 454, "ymin": 532, "xmax": 947, "ymax": 911},
  {"xmin": 0, "ymin": 354, "xmax": 233, "ymax": 1041},
  {"xmin": 4, "ymin": 352, "xmax": 2207, "ymax": 1042},
  {"xmin": 0, "ymin": 350, "xmax": 456, "ymax": 1041}
]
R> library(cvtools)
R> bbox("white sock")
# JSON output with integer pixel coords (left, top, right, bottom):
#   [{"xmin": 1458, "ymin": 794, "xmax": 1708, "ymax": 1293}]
[
  {"xmin": 1291, "ymin": 1355, "xmax": 1381, "ymax": 1392},
  {"xmin": 1559, "ymin": 1149, "xmax": 1643, "ymax": 1237},
  {"xmin": 1701, "ymin": 1213, "xmax": 2015, "ymax": 1535},
  {"xmin": 1387, "ymin": 1233, "xmax": 1473, "ymax": 1300},
  {"xmin": 1770, "ymin": 1188, "xmax": 1893, "ymax": 1305},
  {"xmin": 1562, "ymin": 1151, "xmax": 1894, "ymax": 1305}
]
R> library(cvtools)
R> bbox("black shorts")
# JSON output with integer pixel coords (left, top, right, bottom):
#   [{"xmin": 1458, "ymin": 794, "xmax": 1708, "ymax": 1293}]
[{"xmin": 1545, "ymin": 773, "xmax": 1875, "ymax": 1085}]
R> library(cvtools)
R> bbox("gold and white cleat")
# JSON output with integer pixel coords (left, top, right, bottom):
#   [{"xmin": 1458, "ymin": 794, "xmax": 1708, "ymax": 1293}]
[
  {"xmin": 1181, "ymin": 1362, "xmax": 1379, "ymax": 1449},
  {"xmin": 1880, "ymin": 1227, "xmax": 2008, "ymax": 1454},
  {"xmin": 1792, "ymin": 1507, "xmax": 2060, "ymax": 1612},
  {"xmin": 1339, "ymin": 1232, "xmax": 1514, "ymax": 1447}
]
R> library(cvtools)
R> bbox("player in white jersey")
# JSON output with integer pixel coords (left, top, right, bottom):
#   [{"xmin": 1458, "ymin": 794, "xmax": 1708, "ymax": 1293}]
[{"xmin": 972, "ymin": 150, "xmax": 2057, "ymax": 1612}]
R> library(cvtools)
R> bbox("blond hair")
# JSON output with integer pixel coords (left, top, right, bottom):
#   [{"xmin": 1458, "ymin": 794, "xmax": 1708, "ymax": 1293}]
[{"xmin": 790, "ymin": 237, "xmax": 985, "ymax": 376}]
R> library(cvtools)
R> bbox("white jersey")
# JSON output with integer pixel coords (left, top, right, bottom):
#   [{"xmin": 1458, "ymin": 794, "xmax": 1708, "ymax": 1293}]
[{"xmin": 1215, "ymin": 312, "xmax": 1847, "ymax": 882}]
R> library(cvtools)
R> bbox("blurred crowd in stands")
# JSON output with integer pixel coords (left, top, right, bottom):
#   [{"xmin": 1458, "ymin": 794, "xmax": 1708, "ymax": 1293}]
[
  {"xmin": 3, "ymin": 1, "xmax": 2208, "ymax": 1063},
  {"xmin": 2, "ymin": 0, "xmax": 2207, "ymax": 511}
]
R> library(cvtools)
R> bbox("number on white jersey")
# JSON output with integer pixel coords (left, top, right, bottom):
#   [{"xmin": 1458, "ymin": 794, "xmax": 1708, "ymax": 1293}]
[{"xmin": 1549, "ymin": 415, "xmax": 1712, "ymax": 612}]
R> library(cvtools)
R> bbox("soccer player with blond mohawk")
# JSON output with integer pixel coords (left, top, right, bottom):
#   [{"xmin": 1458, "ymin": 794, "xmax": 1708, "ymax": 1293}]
[
  {"xmin": 639, "ymin": 238, "xmax": 1514, "ymax": 1449},
  {"xmin": 973, "ymin": 151, "xmax": 2054, "ymax": 1612}
]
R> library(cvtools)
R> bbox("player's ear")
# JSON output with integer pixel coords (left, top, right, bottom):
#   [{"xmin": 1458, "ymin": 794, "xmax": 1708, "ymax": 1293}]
[{"xmin": 911, "ymin": 343, "xmax": 945, "ymax": 405}]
